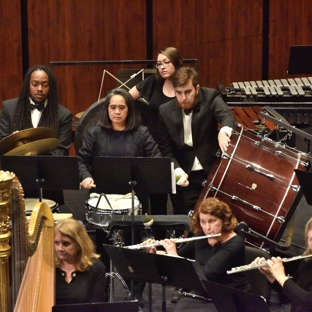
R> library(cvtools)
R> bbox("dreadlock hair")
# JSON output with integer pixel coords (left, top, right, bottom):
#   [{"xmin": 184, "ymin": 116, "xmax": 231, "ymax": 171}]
[{"xmin": 12, "ymin": 65, "xmax": 59, "ymax": 133}]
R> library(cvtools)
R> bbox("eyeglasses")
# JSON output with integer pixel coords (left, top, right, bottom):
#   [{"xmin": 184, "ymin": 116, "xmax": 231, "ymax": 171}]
[
  {"xmin": 155, "ymin": 61, "xmax": 171, "ymax": 69},
  {"xmin": 306, "ymin": 237, "xmax": 312, "ymax": 243}
]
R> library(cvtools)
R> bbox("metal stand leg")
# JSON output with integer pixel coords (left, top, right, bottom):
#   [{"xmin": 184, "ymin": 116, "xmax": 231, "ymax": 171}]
[
  {"xmin": 105, "ymin": 229, "xmax": 131, "ymax": 302},
  {"xmin": 105, "ymin": 260, "xmax": 131, "ymax": 302}
]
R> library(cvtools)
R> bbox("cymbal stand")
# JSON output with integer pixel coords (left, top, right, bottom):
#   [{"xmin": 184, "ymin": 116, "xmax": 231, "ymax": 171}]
[
  {"xmin": 35, "ymin": 178, "xmax": 44, "ymax": 202},
  {"xmin": 105, "ymin": 229, "xmax": 131, "ymax": 302}
]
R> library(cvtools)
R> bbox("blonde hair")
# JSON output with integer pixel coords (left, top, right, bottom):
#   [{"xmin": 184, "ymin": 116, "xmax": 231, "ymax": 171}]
[
  {"xmin": 304, "ymin": 217, "xmax": 312, "ymax": 260},
  {"xmin": 54, "ymin": 219, "xmax": 100, "ymax": 271}
]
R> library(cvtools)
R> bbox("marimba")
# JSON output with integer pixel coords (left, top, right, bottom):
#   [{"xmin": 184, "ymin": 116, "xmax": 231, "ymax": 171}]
[
  {"xmin": 219, "ymin": 77, "xmax": 312, "ymax": 125},
  {"xmin": 219, "ymin": 77, "xmax": 312, "ymax": 105}
]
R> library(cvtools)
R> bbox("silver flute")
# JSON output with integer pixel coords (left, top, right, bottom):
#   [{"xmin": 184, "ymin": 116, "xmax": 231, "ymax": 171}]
[
  {"xmin": 126, "ymin": 233, "xmax": 221, "ymax": 250},
  {"xmin": 227, "ymin": 253, "xmax": 312, "ymax": 274}
]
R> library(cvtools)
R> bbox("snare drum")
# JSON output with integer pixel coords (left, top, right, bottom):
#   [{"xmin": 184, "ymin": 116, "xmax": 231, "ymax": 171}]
[
  {"xmin": 24, "ymin": 198, "xmax": 58, "ymax": 216},
  {"xmin": 85, "ymin": 193, "xmax": 140, "ymax": 229}
]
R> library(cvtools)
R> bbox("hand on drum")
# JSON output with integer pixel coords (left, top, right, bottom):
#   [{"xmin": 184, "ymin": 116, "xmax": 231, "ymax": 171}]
[
  {"xmin": 218, "ymin": 131, "xmax": 231, "ymax": 153},
  {"xmin": 80, "ymin": 177, "xmax": 94, "ymax": 189}
]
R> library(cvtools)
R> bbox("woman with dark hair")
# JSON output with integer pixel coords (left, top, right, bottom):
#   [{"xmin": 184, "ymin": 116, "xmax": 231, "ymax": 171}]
[
  {"xmin": 129, "ymin": 47, "xmax": 183, "ymax": 215},
  {"xmin": 145, "ymin": 197, "xmax": 250, "ymax": 311},
  {"xmin": 77, "ymin": 87, "xmax": 161, "ymax": 307},
  {"xmin": 252, "ymin": 217, "xmax": 312, "ymax": 312},
  {"xmin": 55, "ymin": 218, "xmax": 107, "ymax": 304},
  {"xmin": 77, "ymin": 87, "xmax": 161, "ymax": 190}
]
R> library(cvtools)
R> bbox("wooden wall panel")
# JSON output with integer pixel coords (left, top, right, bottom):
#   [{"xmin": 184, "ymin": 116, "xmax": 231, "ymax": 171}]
[
  {"xmin": 0, "ymin": 0, "xmax": 23, "ymax": 106},
  {"xmin": 269, "ymin": 0, "xmax": 312, "ymax": 80},
  {"xmin": 153, "ymin": 0, "xmax": 263, "ymax": 89},
  {"xmin": 27, "ymin": 0, "xmax": 147, "ymax": 117}
]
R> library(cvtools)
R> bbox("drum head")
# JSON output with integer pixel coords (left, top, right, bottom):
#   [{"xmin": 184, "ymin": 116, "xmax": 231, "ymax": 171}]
[
  {"xmin": 87, "ymin": 194, "xmax": 139, "ymax": 212},
  {"xmin": 24, "ymin": 198, "xmax": 57, "ymax": 216},
  {"xmin": 25, "ymin": 198, "xmax": 56, "ymax": 209}
]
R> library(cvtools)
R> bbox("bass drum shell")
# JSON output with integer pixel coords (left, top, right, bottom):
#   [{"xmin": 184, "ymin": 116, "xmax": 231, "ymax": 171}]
[
  {"xmin": 195, "ymin": 123, "xmax": 307, "ymax": 248},
  {"xmin": 74, "ymin": 97, "xmax": 149, "ymax": 154}
]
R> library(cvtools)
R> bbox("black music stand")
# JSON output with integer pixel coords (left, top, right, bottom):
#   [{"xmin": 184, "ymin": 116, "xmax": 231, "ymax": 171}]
[
  {"xmin": 202, "ymin": 280, "xmax": 270, "ymax": 312},
  {"xmin": 52, "ymin": 301, "xmax": 139, "ymax": 312},
  {"xmin": 287, "ymin": 45, "xmax": 312, "ymax": 75},
  {"xmin": 1, "ymin": 155, "xmax": 80, "ymax": 201},
  {"xmin": 92, "ymin": 157, "xmax": 173, "ymax": 244},
  {"xmin": 93, "ymin": 157, "xmax": 173, "ymax": 303},
  {"xmin": 103, "ymin": 244, "xmax": 207, "ymax": 312},
  {"xmin": 295, "ymin": 169, "xmax": 312, "ymax": 205}
]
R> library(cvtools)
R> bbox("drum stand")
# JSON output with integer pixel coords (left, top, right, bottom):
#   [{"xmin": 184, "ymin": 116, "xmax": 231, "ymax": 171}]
[{"xmin": 105, "ymin": 229, "xmax": 131, "ymax": 302}]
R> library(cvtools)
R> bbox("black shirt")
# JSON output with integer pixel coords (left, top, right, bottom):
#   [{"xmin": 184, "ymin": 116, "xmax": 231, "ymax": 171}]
[
  {"xmin": 55, "ymin": 258, "xmax": 107, "ymax": 304},
  {"xmin": 136, "ymin": 75, "xmax": 175, "ymax": 143},
  {"xmin": 178, "ymin": 235, "xmax": 250, "ymax": 293}
]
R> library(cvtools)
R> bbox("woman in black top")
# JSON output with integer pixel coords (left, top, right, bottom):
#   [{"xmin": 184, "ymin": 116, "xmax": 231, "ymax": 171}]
[
  {"xmin": 77, "ymin": 88, "xmax": 161, "ymax": 191},
  {"xmin": 55, "ymin": 219, "xmax": 107, "ymax": 304},
  {"xmin": 146, "ymin": 197, "xmax": 250, "ymax": 311},
  {"xmin": 253, "ymin": 217, "xmax": 312, "ymax": 312},
  {"xmin": 129, "ymin": 47, "xmax": 182, "ymax": 215}
]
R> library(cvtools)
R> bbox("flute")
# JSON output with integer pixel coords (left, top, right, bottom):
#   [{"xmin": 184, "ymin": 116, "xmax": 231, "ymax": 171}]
[
  {"xmin": 126, "ymin": 233, "xmax": 221, "ymax": 250},
  {"xmin": 227, "ymin": 253, "xmax": 312, "ymax": 274}
]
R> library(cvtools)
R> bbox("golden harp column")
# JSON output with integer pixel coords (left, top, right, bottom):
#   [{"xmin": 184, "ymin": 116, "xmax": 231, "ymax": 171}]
[{"xmin": 0, "ymin": 171, "xmax": 14, "ymax": 312}]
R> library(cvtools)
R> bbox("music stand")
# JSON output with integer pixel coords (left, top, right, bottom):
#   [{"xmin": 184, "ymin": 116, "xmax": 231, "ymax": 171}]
[
  {"xmin": 1, "ymin": 155, "xmax": 80, "ymax": 201},
  {"xmin": 295, "ymin": 169, "xmax": 312, "ymax": 205},
  {"xmin": 103, "ymin": 244, "xmax": 207, "ymax": 312},
  {"xmin": 92, "ymin": 157, "xmax": 173, "ymax": 244},
  {"xmin": 202, "ymin": 280, "xmax": 270, "ymax": 312},
  {"xmin": 287, "ymin": 45, "xmax": 312, "ymax": 75},
  {"xmin": 52, "ymin": 301, "xmax": 139, "ymax": 312},
  {"xmin": 93, "ymin": 157, "xmax": 173, "ymax": 303}
]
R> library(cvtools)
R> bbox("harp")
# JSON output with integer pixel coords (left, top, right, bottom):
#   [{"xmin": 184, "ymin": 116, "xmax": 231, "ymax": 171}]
[{"xmin": 0, "ymin": 171, "xmax": 55, "ymax": 312}]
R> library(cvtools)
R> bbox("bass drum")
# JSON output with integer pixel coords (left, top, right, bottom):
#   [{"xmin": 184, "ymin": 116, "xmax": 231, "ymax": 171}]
[
  {"xmin": 74, "ymin": 97, "xmax": 150, "ymax": 154},
  {"xmin": 195, "ymin": 123, "xmax": 309, "ymax": 248}
]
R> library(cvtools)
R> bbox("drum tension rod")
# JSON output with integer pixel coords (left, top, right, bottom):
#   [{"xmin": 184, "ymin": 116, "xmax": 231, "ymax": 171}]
[{"xmin": 246, "ymin": 164, "xmax": 274, "ymax": 180}]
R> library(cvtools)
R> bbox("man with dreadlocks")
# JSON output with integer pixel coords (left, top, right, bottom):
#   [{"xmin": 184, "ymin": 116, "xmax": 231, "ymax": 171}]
[{"xmin": 0, "ymin": 64, "xmax": 72, "ymax": 155}]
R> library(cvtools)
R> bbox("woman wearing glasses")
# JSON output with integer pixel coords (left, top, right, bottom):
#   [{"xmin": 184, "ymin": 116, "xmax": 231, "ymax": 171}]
[
  {"xmin": 129, "ymin": 47, "xmax": 183, "ymax": 215},
  {"xmin": 252, "ymin": 217, "xmax": 312, "ymax": 311}
]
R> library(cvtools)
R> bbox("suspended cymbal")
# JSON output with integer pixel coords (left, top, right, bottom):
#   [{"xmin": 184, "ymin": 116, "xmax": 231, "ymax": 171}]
[
  {"xmin": 5, "ymin": 138, "xmax": 61, "ymax": 156},
  {"xmin": 75, "ymin": 111, "xmax": 85, "ymax": 119},
  {"xmin": 0, "ymin": 127, "xmax": 57, "ymax": 155}
]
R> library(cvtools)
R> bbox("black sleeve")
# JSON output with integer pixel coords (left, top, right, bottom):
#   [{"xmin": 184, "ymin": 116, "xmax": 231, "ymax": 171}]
[
  {"xmin": 200, "ymin": 237, "xmax": 245, "ymax": 279},
  {"xmin": 136, "ymin": 75, "xmax": 157, "ymax": 102},
  {"xmin": 140, "ymin": 127, "xmax": 162, "ymax": 157},
  {"xmin": 77, "ymin": 127, "xmax": 97, "ymax": 181},
  {"xmin": 50, "ymin": 106, "xmax": 73, "ymax": 156},
  {"xmin": 177, "ymin": 240, "xmax": 196, "ymax": 259},
  {"xmin": 157, "ymin": 106, "xmax": 181, "ymax": 169}
]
